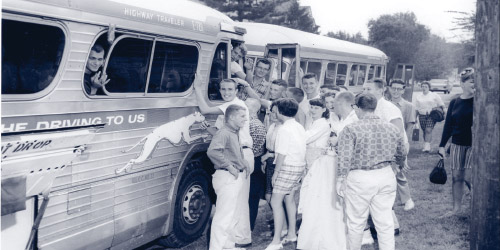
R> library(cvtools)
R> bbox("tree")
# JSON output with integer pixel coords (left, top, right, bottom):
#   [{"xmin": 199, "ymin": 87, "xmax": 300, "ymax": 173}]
[
  {"xmin": 257, "ymin": 0, "xmax": 320, "ymax": 34},
  {"xmin": 325, "ymin": 31, "xmax": 368, "ymax": 45},
  {"xmin": 203, "ymin": 0, "xmax": 320, "ymax": 34},
  {"xmin": 368, "ymin": 12, "xmax": 430, "ymax": 80},
  {"xmin": 203, "ymin": 0, "xmax": 278, "ymax": 22},
  {"xmin": 413, "ymin": 35, "xmax": 453, "ymax": 81},
  {"xmin": 470, "ymin": 0, "xmax": 500, "ymax": 249}
]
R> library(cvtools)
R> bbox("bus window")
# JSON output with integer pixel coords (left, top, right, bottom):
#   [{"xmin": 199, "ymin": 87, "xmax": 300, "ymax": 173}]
[
  {"xmin": 148, "ymin": 41, "xmax": 198, "ymax": 93},
  {"xmin": 368, "ymin": 65, "xmax": 375, "ymax": 80},
  {"xmin": 300, "ymin": 61, "xmax": 307, "ymax": 72},
  {"xmin": 324, "ymin": 62, "xmax": 336, "ymax": 87},
  {"xmin": 270, "ymin": 59, "xmax": 288, "ymax": 81},
  {"xmin": 376, "ymin": 66, "xmax": 383, "ymax": 78},
  {"xmin": 358, "ymin": 65, "xmax": 367, "ymax": 85},
  {"xmin": 106, "ymin": 37, "xmax": 153, "ymax": 93},
  {"xmin": 307, "ymin": 61, "xmax": 322, "ymax": 80},
  {"xmin": 208, "ymin": 43, "xmax": 228, "ymax": 100},
  {"xmin": 336, "ymin": 63, "xmax": 347, "ymax": 86},
  {"xmin": 349, "ymin": 64, "xmax": 359, "ymax": 86},
  {"xmin": 2, "ymin": 19, "xmax": 65, "ymax": 95}
]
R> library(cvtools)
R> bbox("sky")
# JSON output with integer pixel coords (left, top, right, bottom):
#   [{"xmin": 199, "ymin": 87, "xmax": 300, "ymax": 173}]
[{"xmin": 300, "ymin": 0, "xmax": 476, "ymax": 43}]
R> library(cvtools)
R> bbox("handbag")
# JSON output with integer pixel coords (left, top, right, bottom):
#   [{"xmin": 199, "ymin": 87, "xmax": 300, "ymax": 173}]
[
  {"xmin": 412, "ymin": 116, "xmax": 420, "ymax": 141},
  {"xmin": 429, "ymin": 157, "xmax": 447, "ymax": 184}
]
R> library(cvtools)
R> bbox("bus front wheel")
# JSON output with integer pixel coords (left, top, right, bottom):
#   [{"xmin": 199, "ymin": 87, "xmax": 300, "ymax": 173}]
[{"xmin": 159, "ymin": 160, "xmax": 212, "ymax": 248}]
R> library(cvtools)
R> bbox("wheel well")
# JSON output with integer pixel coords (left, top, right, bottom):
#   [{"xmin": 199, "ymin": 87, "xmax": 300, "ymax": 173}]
[{"xmin": 190, "ymin": 152, "xmax": 216, "ymax": 204}]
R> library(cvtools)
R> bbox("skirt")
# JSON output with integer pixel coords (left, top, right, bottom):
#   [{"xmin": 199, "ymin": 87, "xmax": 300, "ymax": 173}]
[
  {"xmin": 419, "ymin": 114, "xmax": 436, "ymax": 130},
  {"xmin": 272, "ymin": 164, "xmax": 305, "ymax": 194},
  {"xmin": 450, "ymin": 143, "xmax": 473, "ymax": 170}
]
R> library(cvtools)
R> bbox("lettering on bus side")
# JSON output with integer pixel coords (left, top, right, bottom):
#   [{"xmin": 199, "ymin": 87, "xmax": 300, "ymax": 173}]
[
  {"xmin": 2, "ymin": 139, "xmax": 52, "ymax": 157},
  {"xmin": 1, "ymin": 114, "xmax": 146, "ymax": 133}
]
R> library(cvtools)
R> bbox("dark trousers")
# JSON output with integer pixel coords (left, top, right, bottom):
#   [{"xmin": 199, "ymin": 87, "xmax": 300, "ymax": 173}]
[{"xmin": 249, "ymin": 156, "xmax": 266, "ymax": 231}]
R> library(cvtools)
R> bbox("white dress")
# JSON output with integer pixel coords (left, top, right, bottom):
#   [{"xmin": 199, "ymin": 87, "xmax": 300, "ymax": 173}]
[{"xmin": 298, "ymin": 120, "xmax": 347, "ymax": 250}]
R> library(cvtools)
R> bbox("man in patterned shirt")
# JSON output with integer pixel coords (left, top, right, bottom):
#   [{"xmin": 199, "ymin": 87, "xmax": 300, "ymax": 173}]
[
  {"xmin": 337, "ymin": 93, "xmax": 406, "ymax": 250},
  {"xmin": 239, "ymin": 58, "xmax": 272, "ymax": 100},
  {"xmin": 245, "ymin": 98, "xmax": 267, "ymax": 231}
]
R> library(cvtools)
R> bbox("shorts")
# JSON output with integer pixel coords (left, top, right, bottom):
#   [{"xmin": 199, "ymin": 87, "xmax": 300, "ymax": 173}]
[
  {"xmin": 419, "ymin": 114, "xmax": 436, "ymax": 130},
  {"xmin": 450, "ymin": 143, "xmax": 472, "ymax": 170},
  {"xmin": 272, "ymin": 164, "xmax": 305, "ymax": 195}
]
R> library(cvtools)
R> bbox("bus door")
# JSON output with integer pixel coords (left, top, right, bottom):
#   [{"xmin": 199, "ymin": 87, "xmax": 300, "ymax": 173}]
[
  {"xmin": 391, "ymin": 63, "xmax": 415, "ymax": 101},
  {"xmin": 264, "ymin": 43, "xmax": 300, "ymax": 87}
]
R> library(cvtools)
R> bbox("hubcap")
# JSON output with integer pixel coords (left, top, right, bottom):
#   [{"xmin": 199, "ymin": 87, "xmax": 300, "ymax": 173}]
[{"xmin": 182, "ymin": 184, "xmax": 206, "ymax": 224}]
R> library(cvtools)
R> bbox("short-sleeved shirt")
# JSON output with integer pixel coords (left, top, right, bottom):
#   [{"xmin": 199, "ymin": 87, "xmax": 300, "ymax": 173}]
[
  {"xmin": 376, "ymin": 97, "xmax": 408, "ymax": 145},
  {"xmin": 266, "ymin": 122, "xmax": 281, "ymax": 152},
  {"xmin": 240, "ymin": 78, "xmax": 271, "ymax": 100},
  {"xmin": 207, "ymin": 125, "xmax": 247, "ymax": 171},
  {"xmin": 337, "ymin": 114, "xmax": 406, "ymax": 176},
  {"xmin": 249, "ymin": 116, "xmax": 266, "ymax": 157},
  {"xmin": 391, "ymin": 98, "xmax": 416, "ymax": 129},
  {"xmin": 215, "ymin": 97, "xmax": 253, "ymax": 148},
  {"xmin": 375, "ymin": 97, "xmax": 404, "ymax": 124},
  {"xmin": 275, "ymin": 118, "xmax": 307, "ymax": 166},
  {"xmin": 335, "ymin": 109, "xmax": 359, "ymax": 134},
  {"xmin": 415, "ymin": 92, "xmax": 445, "ymax": 114},
  {"xmin": 231, "ymin": 61, "xmax": 244, "ymax": 75}
]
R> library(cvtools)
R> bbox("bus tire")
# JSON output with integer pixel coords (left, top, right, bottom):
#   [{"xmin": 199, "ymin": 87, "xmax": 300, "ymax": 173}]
[{"xmin": 159, "ymin": 160, "xmax": 212, "ymax": 248}]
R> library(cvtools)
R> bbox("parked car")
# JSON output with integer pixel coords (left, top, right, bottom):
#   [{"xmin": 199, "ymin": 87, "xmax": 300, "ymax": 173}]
[{"xmin": 429, "ymin": 79, "xmax": 453, "ymax": 94}]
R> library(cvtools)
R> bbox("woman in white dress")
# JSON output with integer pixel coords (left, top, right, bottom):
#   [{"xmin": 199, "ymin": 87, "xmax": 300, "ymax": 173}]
[{"xmin": 298, "ymin": 98, "xmax": 347, "ymax": 250}]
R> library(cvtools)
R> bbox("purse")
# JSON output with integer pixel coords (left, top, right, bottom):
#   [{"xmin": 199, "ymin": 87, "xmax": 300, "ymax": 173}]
[
  {"xmin": 429, "ymin": 157, "xmax": 447, "ymax": 184},
  {"xmin": 412, "ymin": 116, "xmax": 420, "ymax": 141}
]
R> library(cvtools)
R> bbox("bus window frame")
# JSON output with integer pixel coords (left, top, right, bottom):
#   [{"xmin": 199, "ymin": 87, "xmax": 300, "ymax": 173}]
[
  {"xmin": 97, "ymin": 33, "xmax": 201, "ymax": 98},
  {"xmin": 206, "ymin": 40, "xmax": 231, "ymax": 103},
  {"xmin": 1, "ymin": 14, "xmax": 69, "ymax": 102}
]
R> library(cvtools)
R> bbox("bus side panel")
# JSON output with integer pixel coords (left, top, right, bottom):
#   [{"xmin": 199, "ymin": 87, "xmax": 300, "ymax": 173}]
[
  {"xmin": 38, "ymin": 182, "xmax": 115, "ymax": 250},
  {"xmin": 34, "ymin": 107, "xmax": 205, "ymax": 249}
]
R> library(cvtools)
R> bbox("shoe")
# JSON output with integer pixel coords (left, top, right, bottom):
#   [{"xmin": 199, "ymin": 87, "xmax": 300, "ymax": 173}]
[
  {"xmin": 235, "ymin": 242, "xmax": 252, "ymax": 248},
  {"xmin": 404, "ymin": 199, "xmax": 415, "ymax": 211},
  {"xmin": 422, "ymin": 143, "xmax": 430, "ymax": 152},
  {"xmin": 361, "ymin": 229, "xmax": 374, "ymax": 245},
  {"xmin": 264, "ymin": 243, "xmax": 283, "ymax": 250},
  {"xmin": 281, "ymin": 236, "xmax": 298, "ymax": 244}
]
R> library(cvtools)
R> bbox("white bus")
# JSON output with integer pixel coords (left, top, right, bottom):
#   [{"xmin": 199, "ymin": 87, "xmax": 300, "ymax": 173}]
[
  {"xmin": 239, "ymin": 22, "xmax": 389, "ymax": 93},
  {"xmin": 1, "ymin": 0, "xmax": 247, "ymax": 249}
]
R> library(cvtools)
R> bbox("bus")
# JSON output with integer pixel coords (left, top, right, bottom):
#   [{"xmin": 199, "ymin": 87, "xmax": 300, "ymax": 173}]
[
  {"xmin": 1, "ymin": 0, "xmax": 247, "ymax": 249},
  {"xmin": 238, "ymin": 22, "xmax": 389, "ymax": 93}
]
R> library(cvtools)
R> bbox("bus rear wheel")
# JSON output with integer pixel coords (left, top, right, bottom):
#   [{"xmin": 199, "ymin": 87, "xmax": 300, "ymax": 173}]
[{"xmin": 159, "ymin": 160, "xmax": 212, "ymax": 248}]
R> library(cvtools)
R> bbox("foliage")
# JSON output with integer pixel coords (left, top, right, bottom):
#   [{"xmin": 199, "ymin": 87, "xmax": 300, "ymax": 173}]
[
  {"xmin": 203, "ymin": 0, "xmax": 320, "ymax": 34},
  {"xmin": 413, "ymin": 35, "xmax": 453, "ymax": 81},
  {"xmin": 325, "ymin": 31, "xmax": 368, "ymax": 45},
  {"xmin": 368, "ymin": 12, "xmax": 430, "ymax": 79}
]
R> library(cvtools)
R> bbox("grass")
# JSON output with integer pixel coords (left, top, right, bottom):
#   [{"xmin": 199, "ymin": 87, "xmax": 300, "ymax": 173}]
[{"xmin": 142, "ymin": 121, "xmax": 470, "ymax": 250}]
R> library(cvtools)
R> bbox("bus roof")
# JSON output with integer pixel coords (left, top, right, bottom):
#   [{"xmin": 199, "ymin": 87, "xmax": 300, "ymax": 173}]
[
  {"xmin": 107, "ymin": 0, "xmax": 233, "ymax": 23},
  {"xmin": 3, "ymin": 0, "xmax": 238, "ymax": 37},
  {"xmin": 239, "ymin": 22, "xmax": 388, "ymax": 62}
]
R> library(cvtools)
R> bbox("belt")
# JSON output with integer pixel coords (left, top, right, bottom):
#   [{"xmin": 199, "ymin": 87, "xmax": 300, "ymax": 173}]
[{"xmin": 242, "ymin": 146, "xmax": 250, "ymax": 149}]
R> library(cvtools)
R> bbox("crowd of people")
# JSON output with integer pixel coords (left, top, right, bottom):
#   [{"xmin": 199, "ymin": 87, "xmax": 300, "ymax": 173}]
[{"xmin": 193, "ymin": 53, "xmax": 475, "ymax": 250}]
